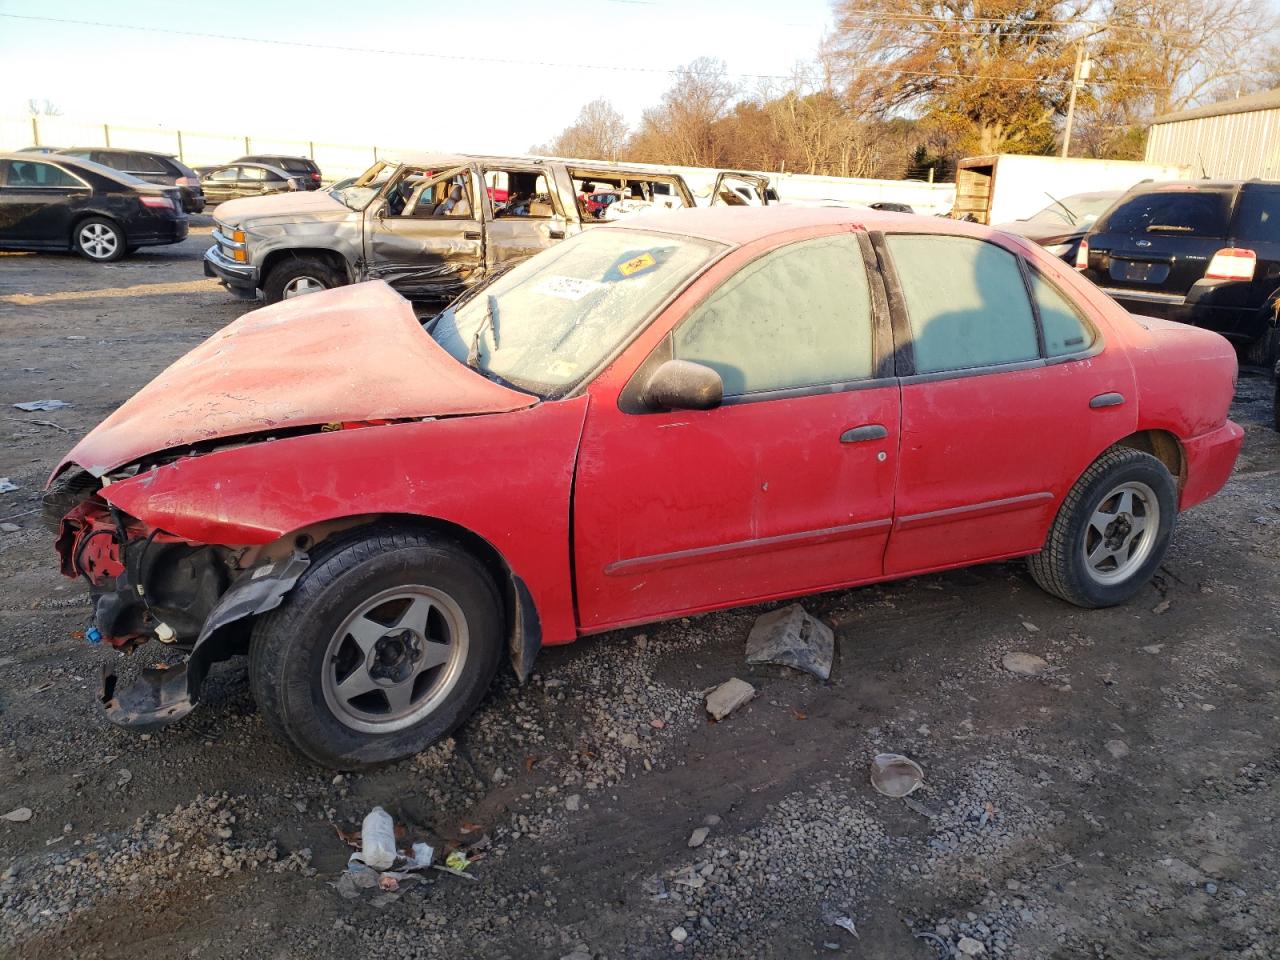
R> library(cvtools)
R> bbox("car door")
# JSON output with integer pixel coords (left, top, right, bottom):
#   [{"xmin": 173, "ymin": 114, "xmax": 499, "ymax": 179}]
[
  {"xmin": 0, "ymin": 159, "xmax": 87, "ymax": 248},
  {"xmin": 710, "ymin": 171, "xmax": 773, "ymax": 206},
  {"xmin": 573, "ymin": 229, "xmax": 900, "ymax": 631},
  {"xmin": 202, "ymin": 166, "xmax": 240, "ymax": 204},
  {"xmin": 362, "ymin": 164, "xmax": 485, "ymax": 300},
  {"xmin": 481, "ymin": 164, "xmax": 568, "ymax": 269},
  {"xmin": 874, "ymin": 231, "xmax": 1137, "ymax": 575}
]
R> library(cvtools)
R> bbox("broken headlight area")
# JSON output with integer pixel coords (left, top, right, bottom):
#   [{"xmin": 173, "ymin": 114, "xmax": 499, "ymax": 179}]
[{"xmin": 54, "ymin": 494, "xmax": 234, "ymax": 652}]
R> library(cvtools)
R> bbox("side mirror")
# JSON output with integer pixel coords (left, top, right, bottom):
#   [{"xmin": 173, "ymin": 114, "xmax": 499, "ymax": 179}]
[{"xmin": 642, "ymin": 359, "xmax": 723, "ymax": 412}]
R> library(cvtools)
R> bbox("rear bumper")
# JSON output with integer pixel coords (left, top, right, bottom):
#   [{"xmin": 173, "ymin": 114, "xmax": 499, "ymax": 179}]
[
  {"xmin": 1102, "ymin": 283, "xmax": 1270, "ymax": 342},
  {"xmin": 132, "ymin": 218, "xmax": 189, "ymax": 247},
  {"xmin": 1180, "ymin": 420, "xmax": 1245, "ymax": 511}
]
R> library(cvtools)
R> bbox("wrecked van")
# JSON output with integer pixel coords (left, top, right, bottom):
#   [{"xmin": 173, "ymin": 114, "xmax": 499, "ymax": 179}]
[
  {"xmin": 53, "ymin": 207, "xmax": 1242, "ymax": 769},
  {"xmin": 203, "ymin": 152, "xmax": 698, "ymax": 303}
]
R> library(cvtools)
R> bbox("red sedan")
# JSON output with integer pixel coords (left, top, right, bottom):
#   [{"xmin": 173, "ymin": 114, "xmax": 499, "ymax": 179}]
[{"xmin": 47, "ymin": 208, "xmax": 1244, "ymax": 768}]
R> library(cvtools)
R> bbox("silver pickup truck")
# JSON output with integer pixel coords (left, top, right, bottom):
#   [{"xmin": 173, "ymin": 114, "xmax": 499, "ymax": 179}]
[{"xmin": 203, "ymin": 152, "xmax": 705, "ymax": 303}]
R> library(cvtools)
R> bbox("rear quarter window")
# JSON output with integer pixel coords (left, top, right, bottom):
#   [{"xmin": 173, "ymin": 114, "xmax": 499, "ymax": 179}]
[
  {"xmin": 1231, "ymin": 188, "xmax": 1280, "ymax": 243},
  {"xmin": 1095, "ymin": 191, "xmax": 1232, "ymax": 238}
]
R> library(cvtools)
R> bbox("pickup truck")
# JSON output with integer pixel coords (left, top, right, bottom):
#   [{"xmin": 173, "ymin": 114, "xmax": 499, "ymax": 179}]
[{"xmin": 203, "ymin": 152, "xmax": 702, "ymax": 303}]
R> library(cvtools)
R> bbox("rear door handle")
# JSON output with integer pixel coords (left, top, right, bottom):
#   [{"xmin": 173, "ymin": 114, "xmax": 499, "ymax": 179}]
[
  {"xmin": 840, "ymin": 424, "xmax": 888, "ymax": 443},
  {"xmin": 1089, "ymin": 392, "xmax": 1125, "ymax": 409},
  {"xmin": 549, "ymin": 230, "xmax": 565, "ymax": 239},
  {"xmin": 463, "ymin": 230, "xmax": 481, "ymax": 240}
]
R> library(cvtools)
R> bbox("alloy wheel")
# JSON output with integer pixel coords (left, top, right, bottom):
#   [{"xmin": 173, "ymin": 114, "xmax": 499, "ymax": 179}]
[
  {"xmin": 283, "ymin": 276, "xmax": 325, "ymax": 298},
  {"xmin": 79, "ymin": 222, "xmax": 119, "ymax": 260},
  {"xmin": 1082, "ymin": 480, "xmax": 1160, "ymax": 586}
]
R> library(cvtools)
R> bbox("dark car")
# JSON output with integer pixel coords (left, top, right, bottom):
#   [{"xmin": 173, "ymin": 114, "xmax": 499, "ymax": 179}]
[
  {"xmin": 995, "ymin": 190, "xmax": 1122, "ymax": 264},
  {"xmin": 55, "ymin": 147, "xmax": 205, "ymax": 214},
  {"xmin": 0, "ymin": 152, "xmax": 188, "ymax": 261},
  {"xmin": 1077, "ymin": 180, "xmax": 1280, "ymax": 367},
  {"xmin": 234, "ymin": 154, "xmax": 322, "ymax": 190},
  {"xmin": 195, "ymin": 162, "xmax": 306, "ymax": 204}
]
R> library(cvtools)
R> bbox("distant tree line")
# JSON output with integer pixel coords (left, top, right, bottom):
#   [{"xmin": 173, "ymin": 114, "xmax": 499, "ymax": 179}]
[{"xmin": 533, "ymin": 0, "xmax": 1280, "ymax": 180}]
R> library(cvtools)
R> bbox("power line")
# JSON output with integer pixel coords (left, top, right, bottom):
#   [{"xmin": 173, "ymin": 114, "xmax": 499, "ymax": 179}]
[{"xmin": 837, "ymin": 8, "xmax": 1208, "ymax": 43}]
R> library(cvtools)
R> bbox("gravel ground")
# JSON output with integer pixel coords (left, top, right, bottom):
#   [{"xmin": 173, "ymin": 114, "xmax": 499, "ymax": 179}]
[{"xmin": 1, "ymin": 232, "xmax": 1278, "ymax": 959}]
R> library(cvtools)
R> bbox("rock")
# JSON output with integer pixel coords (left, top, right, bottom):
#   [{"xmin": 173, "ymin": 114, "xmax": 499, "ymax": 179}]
[
  {"xmin": 706, "ymin": 678, "xmax": 755, "ymax": 721},
  {"xmin": 1001, "ymin": 652, "xmax": 1048, "ymax": 676},
  {"xmin": 957, "ymin": 936, "xmax": 987, "ymax": 956},
  {"xmin": 702, "ymin": 814, "xmax": 722, "ymax": 827},
  {"xmin": 745, "ymin": 604, "xmax": 834, "ymax": 680},
  {"xmin": 564, "ymin": 794, "xmax": 581, "ymax": 812},
  {"xmin": 1142, "ymin": 644, "xmax": 1164, "ymax": 654},
  {"xmin": 1104, "ymin": 739, "xmax": 1130, "ymax": 759},
  {"xmin": 688, "ymin": 827, "xmax": 710, "ymax": 848},
  {"xmin": 1198, "ymin": 853, "xmax": 1241, "ymax": 878},
  {"xmin": 1152, "ymin": 600, "xmax": 1171, "ymax": 614},
  {"xmin": 671, "ymin": 925, "xmax": 688, "ymax": 943},
  {"xmin": 2, "ymin": 807, "xmax": 33, "ymax": 823},
  {"xmin": 0, "ymin": 522, "xmax": 19, "ymax": 533}
]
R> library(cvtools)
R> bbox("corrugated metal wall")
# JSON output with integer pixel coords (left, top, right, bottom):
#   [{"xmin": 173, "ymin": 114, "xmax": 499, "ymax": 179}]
[{"xmin": 1146, "ymin": 110, "xmax": 1280, "ymax": 179}]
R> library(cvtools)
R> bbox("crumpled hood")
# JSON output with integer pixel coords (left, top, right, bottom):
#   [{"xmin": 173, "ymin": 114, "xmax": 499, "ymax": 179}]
[
  {"xmin": 212, "ymin": 189, "xmax": 348, "ymax": 226},
  {"xmin": 59, "ymin": 281, "xmax": 536, "ymax": 476}
]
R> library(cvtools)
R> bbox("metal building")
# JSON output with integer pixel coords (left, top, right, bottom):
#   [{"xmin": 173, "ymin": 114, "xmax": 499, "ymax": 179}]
[{"xmin": 1145, "ymin": 89, "xmax": 1280, "ymax": 179}]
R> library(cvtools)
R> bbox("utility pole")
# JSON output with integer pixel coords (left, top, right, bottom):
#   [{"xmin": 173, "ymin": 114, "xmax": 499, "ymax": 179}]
[{"xmin": 1061, "ymin": 29, "xmax": 1103, "ymax": 158}]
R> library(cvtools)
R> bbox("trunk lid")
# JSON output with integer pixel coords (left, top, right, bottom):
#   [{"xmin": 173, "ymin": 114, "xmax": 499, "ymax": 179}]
[{"xmin": 59, "ymin": 281, "xmax": 536, "ymax": 476}]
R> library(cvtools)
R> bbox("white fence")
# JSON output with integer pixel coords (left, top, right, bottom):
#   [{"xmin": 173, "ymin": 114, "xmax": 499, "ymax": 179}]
[{"xmin": 1, "ymin": 116, "xmax": 420, "ymax": 182}]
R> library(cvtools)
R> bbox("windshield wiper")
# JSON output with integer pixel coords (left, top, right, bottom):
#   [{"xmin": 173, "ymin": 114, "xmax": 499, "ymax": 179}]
[
  {"xmin": 1044, "ymin": 191, "xmax": 1078, "ymax": 225},
  {"xmin": 466, "ymin": 295, "xmax": 500, "ymax": 371}
]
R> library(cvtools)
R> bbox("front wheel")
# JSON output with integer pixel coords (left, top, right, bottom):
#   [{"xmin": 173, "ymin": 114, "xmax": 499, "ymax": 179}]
[
  {"xmin": 261, "ymin": 255, "xmax": 344, "ymax": 304},
  {"xmin": 249, "ymin": 531, "xmax": 503, "ymax": 769},
  {"xmin": 74, "ymin": 217, "xmax": 126, "ymax": 262},
  {"xmin": 1028, "ymin": 447, "xmax": 1177, "ymax": 608}
]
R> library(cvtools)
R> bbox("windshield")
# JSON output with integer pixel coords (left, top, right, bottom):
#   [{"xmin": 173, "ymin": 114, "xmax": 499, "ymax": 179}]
[
  {"xmin": 332, "ymin": 162, "xmax": 397, "ymax": 210},
  {"xmin": 1025, "ymin": 193, "xmax": 1122, "ymax": 228},
  {"xmin": 431, "ymin": 228, "xmax": 724, "ymax": 397}
]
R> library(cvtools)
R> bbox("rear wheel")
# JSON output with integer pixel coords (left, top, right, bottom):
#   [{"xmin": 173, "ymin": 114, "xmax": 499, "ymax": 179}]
[
  {"xmin": 249, "ymin": 531, "xmax": 503, "ymax": 769},
  {"xmin": 1245, "ymin": 324, "xmax": 1280, "ymax": 368},
  {"xmin": 262, "ymin": 255, "xmax": 344, "ymax": 304},
  {"xmin": 1028, "ymin": 447, "xmax": 1177, "ymax": 608},
  {"xmin": 74, "ymin": 218, "xmax": 125, "ymax": 262}
]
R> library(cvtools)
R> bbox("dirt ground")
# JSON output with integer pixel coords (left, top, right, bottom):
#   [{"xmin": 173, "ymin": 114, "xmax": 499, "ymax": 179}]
[{"xmin": 1, "ymin": 229, "xmax": 1278, "ymax": 960}]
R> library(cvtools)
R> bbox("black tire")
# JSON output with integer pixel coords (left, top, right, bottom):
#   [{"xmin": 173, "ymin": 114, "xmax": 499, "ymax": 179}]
[
  {"xmin": 1245, "ymin": 324, "xmax": 1280, "ymax": 368},
  {"xmin": 73, "ymin": 217, "xmax": 126, "ymax": 262},
  {"xmin": 1272, "ymin": 376, "xmax": 1279, "ymax": 432},
  {"xmin": 261, "ymin": 255, "xmax": 344, "ymax": 304},
  {"xmin": 249, "ymin": 531, "xmax": 503, "ymax": 769},
  {"xmin": 1027, "ymin": 447, "xmax": 1177, "ymax": 608}
]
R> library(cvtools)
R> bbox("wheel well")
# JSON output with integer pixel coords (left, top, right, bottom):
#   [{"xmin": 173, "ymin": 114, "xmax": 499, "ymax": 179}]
[
  {"xmin": 260, "ymin": 247, "xmax": 351, "ymax": 284},
  {"xmin": 1114, "ymin": 429, "xmax": 1184, "ymax": 488},
  {"xmin": 265, "ymin": 513, "xmax": 539, "ymax": 681},
  {"xmin": 69, "ymin": 212, "xmax": 124, "ymax": 247}
]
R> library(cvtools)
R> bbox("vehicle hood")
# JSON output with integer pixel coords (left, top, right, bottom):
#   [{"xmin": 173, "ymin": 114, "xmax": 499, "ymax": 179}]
[
  {"xmin": 212, "ymin": 189, "xmax": 349, "ymax": 226},
  {"xmin": 993, "ymin": 219, "xmax": 1082, "ymax": 243},
  {"xmin": 59, "ymin": 281, "xmax": 537, "ymax": 477}
]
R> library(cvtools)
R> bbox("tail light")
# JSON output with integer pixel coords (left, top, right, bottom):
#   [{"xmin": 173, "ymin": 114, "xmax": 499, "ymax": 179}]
[
  {"xmin": 1074, "ymin": 238, "xmax": 1089, "ymax": 270},
  {"xmin": 139, "ymin": 195, "xmax": 174, "ymax": 210},
  {"xmin": 311, "ymin": 172, "xmax": 321, "ymax": 182},
  {"xmin": 1205, "ymin": 247, "xmax": 1256, "ymax": 281},
  {"xmin": 175, "ymin": 176, "xmax": 199, "ymax": 187}
]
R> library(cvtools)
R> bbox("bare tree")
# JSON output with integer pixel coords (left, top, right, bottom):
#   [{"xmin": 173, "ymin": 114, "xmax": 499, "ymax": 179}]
[
  {"xmin": 531, "ymin": 98, "xmax": 629, "ymax": 161},
  {"xmin": 628, "ymin": 58, "xmax": 738, "ymax": 166},
  {"xmin": 26, "ymin": 98, "xmax": 61, "ymax": 117}
]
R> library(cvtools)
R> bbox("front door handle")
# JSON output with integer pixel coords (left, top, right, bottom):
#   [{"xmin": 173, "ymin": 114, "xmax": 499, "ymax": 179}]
[
  {"xmin": 1089, "ymin": 392, "xmax": 1125, "ymax": 409},
  {"xmin": 840, "ymin": 424, "xmax": 888, "ymax": 443},
  {"xmin": 549, "ymin": 229, "xmax": 565, "ymax": 239},
  {"xmin": 463, "ymin": 230, "xmax": 481, "ymax": 240}
]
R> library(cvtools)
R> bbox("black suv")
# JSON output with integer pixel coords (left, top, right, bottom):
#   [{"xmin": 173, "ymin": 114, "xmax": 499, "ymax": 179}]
[
  {"xmin": 1078, "ymin": 180, "xmax": 1280, "ymax": 367},
  {"xmin": 234, "ymin": 155, "xmax": 322, "ymax": 190},
  {"xmin": 55, "ymin": 148, "xmax": 205, "ymax": 214}
]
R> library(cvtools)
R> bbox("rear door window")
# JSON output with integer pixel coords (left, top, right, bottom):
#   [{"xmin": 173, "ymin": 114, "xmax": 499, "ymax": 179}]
[
  {"xmin": 1231, "ymin": 187, "xmax": 1280, "ymax": 244},
  {"xmin": 886, "ymin": 234, "xmax": 1039, "ymax": 374},
  {"xmin": 95, "ymin": 153, "xmax": 130, "ymax": 172},
  {"xmin": 127, "ymin": 152, "xmax": 169, "ymax": 174},
  {"xmin": 1095, "ymin": 191, "xmax": 1232, "ymax": 238}
]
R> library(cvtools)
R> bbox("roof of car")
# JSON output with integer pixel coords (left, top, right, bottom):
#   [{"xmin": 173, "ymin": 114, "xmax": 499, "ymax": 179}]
[
  {"xmin": 0, "ymin": 152, "xmax": 160, "ymax": 188},
  {"xmin": 611, "ymin": 205, "xmax": 994, "ymax": 246},
  {"xmin": 60, "ymin": 146, "xmax": 177, "ymax": 158}
]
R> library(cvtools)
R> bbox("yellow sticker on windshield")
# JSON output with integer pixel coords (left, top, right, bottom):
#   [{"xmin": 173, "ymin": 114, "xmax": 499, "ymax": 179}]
[{"xmin": 617, "ymin": 252, "xmax": 656, "ymax": 277}]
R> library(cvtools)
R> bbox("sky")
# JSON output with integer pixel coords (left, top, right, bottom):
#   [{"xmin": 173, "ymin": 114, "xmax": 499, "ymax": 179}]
[{"xmin": 0, "ymin": 0, "xmax": 836, "ymax": 154}]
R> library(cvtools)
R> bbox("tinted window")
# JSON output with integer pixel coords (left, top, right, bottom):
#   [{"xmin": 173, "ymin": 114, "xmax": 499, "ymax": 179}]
[
  {"xmin": 278, "ymin": 159, "xmax": 310, "ymax": 173},
  {"xmin": 1031, "ymin": 272, "xmax": 1094, "ymax": 357},
  {"xmin": 3, "ymin": 160, "xmax": 82, "ymax": 188},
  {"xmin": 1232, "ymin": 187, "xmax": 1280, "ymax": 243},
  {"xmin": 94, "ymin": 152, "xmax": 130, "ymax": 171},
  {"xmin": 1095, "ymin": 190, "xmax": 1232, "ymax": 237},
  {"xmin": 887, "ymin": 234, "xmax": 1038, "ymax": 374},
  {"xmin": 127, "ymin": 152, "xmax": 169, "ymax": 174},
  {"xmin": 673, "ymin": 234, "xmax": 875, "ymax": 396}
]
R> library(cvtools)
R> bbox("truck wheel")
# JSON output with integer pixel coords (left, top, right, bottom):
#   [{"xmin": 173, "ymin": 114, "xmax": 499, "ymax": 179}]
[
  {"xmin": 74, "ymin": 217, "xmax": 126, "ymax": 262},
  {"xmin": 262, "ymin": 256, "xmax": 344, "ymax": 304},
  {"xmin": 248, "ymin": 531, "xmax": 503, "ymax": 769},
  {"xmin": 1027, "ymin": 447, "xmax": 1177, "ymax": 609},
  {"xmin": 1245, "ymin": 324, "xmax": 1279, "ymax": 368}
]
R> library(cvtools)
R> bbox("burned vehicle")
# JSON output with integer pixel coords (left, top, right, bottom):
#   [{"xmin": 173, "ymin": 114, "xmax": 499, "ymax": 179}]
[
  {"xmin": 203, "ymin": 152, "xmax": 697, "ymax": 304},
  {"xmin": 55, "ymin": 208, "xmax": 1243, "ymax": 769}
]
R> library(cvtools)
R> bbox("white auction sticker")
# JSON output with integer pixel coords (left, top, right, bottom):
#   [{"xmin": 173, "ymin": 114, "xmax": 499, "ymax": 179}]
[{"xmin": 533, "ymin": 275, "xmax": 604, "ymax": 301}]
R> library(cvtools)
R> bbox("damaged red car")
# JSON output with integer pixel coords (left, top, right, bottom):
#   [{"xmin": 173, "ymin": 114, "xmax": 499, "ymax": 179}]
[{"xmin": 47, "ymin": 207, "xmax": 1244, "ymax": 769}]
